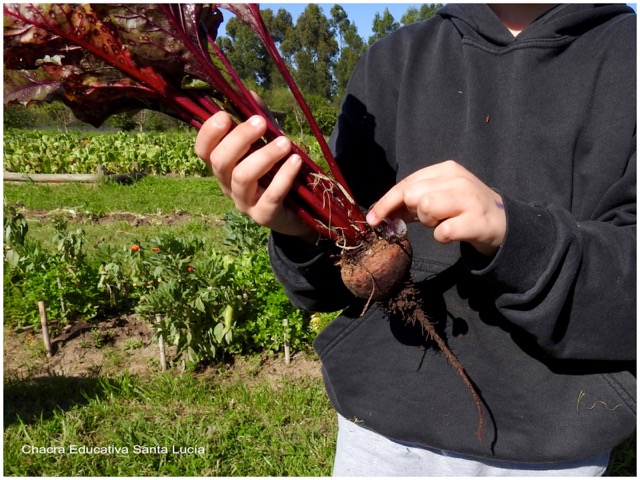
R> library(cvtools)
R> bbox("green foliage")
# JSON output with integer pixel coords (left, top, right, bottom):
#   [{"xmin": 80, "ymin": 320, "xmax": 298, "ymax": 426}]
[
  {"xmin": 3, "ymin": 205, "xmax": 28, "ymax": 264},
  {"xmin": 311, "ymin": 101, "xmax": 339, "ymax": 137},
  {"xmin": 280, "ymin": 4, "xmax": 338, "ymax": 100},
  {"xmin": 4, "ymin": 207, "xmax": 315, "ymax": 362},
  {"xmin": 133, "ymin": 237, "xmax": 243, "ymax": 363},
  {"xmin": 368, "ymin": 8, "xmax": 400, "ymax": 45},
  {"xmin": 3, "ymin": 102, "xmax": 89, "ymax": 130},
  {"xmin": 3, "ymin": 210, "xmax": 103, "ymax": 327},
  {"xmin": 132, "ymin": 213, "xmax": 314, "ymax": 362},
  {"xmin": 3, "ymin": 128, "xmax": 206, "ymax": 176},
  {"xmin": 400, "ymin": 4, "xmax": 444, "ymax": 25},
  {"xmin": 268, "ymin": 91, "xmax": 338, "ymax": 138},
  {"xmin": 218, "ymin": 15, "xmax": 272, "ymax": 88},
  {"xmin": 221, "ymin": 209, "xmax": 269, "ymax": 251},
  {"xmin": 330, "ymin": 5, "xmax": 367, "ymax": 99},
  {"xmin": 4, "ymin": 104, "xmax": 39, "ymax": 128}
]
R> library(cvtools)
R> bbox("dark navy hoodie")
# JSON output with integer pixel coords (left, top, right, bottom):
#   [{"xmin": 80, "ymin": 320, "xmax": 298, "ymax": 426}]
[{"xmin": 269, "ymin": 4, "xmax": 636, "ymax": 463}]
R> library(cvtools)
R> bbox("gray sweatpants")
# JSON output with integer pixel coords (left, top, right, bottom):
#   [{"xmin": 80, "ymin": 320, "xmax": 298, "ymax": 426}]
[{"xmin": 333, "ymin": 415, "xmax": 610, "ymax": 477}]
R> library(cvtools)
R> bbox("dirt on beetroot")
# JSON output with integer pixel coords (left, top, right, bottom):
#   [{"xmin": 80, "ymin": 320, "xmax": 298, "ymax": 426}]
[{"xmin": 339, "ymin": 231, "xmax": 412, "ymax": 302}]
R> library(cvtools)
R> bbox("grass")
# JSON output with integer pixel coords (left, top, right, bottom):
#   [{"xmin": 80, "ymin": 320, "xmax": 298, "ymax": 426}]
[
  {"xmin": 4, "ymin": 176, "xmax": 235, "ymax": 252},
  {"xmin": 605, "ymin": 434, "xmax": 637, "ymax": 477},
  {"xmin": 4, "ymin": 367, "xmax": 337, "ymax": 476},
  {"xmin": 3, "ymin": 175, "xmax": 233, "ymax": 215}
]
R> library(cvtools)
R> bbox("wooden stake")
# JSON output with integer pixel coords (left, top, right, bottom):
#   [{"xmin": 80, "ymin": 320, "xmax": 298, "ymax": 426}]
[
  {"xmin": 38, "ymin": 301, "xmax": 53, "ymax": 358},
  {"xmin": 283, "ymin": 318, "xmax": 290, "ymax": 365},
  {"xmin": 56, "ymin": 276, "xmax": 66, "ymax": 317},
  {"xmin": 155, "ymin": 315, "xmax": 167, "ymax": 372}
]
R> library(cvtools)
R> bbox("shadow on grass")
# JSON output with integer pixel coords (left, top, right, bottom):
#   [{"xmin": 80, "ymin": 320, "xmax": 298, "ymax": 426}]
[{"xmin": 4, "ymin": 374, "xmax": 119, "ymax": 427}]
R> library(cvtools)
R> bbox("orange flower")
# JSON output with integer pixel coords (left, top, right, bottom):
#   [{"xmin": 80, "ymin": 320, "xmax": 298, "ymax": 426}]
[
  {"xmin": 152, "ymin": 246, "xmax": 161, "ymax": 252},
  {"xmin": 130, "ymin": 245, "xmax": 141, "ymax": 252},
  {"xmin": 187, "ymin": 265, "xmax": 195, "ymax": 271}
]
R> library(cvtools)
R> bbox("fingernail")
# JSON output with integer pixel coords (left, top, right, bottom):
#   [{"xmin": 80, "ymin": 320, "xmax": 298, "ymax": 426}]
[
  {"xmin": 290, "ymin": 154, "xmax": 301, "ymax": 165},
  {"xmin": 249, "ymin": 115, "xmax": 263, "ymax": 127},
  {"xmin": 276, "ymin": 136, "xmax": 289, "ymax": 149},
  {"xmin": 366, "ymin": 211, "xmax": 377, "ymax": 224},
  {"xmin": 212, "ymin": 112, "xmax": 226, "ymax": 127}
]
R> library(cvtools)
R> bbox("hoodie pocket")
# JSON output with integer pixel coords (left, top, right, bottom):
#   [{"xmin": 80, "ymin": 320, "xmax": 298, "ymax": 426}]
[{"xmin": 313, "ymin": 304, "xmax": 378, "ymax": 360}]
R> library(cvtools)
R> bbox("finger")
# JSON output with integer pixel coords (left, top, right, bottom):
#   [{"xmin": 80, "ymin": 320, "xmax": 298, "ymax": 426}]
[
  {"xmin": 231, "ymin": 136, "xmax": 292, "ymax": 207},
  {"xmin": 209, "ymin": 115, "xmax": 267, "ymax": 191},
  {"xmin": 434, "ymin": 211, "xmax": 495, "ymax": 247},
  {"xmin": 251, "ymin": 154, "xmax": 302, "ymax": 223},
  {"xmin": 415, "ymin": 185, "xmax": 467, "ymax": 227},
  {"xmin": 194, "ymin": 111, "xmax": 233, "ymax": 165},
  {"xmin": 370, "ymin": 176, "xmax": 444, "ymax": 226},
  {"xmin": 366, "ymin": 182, "xmax": 408, "ymax": 226},
  {"xmin": 366, "ymin": 167, "xmax": 448, "ymax": 226}
]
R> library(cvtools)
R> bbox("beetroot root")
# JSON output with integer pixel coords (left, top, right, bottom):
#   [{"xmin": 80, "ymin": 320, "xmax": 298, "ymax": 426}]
[
  {"xmin": 383, "ymin": 285, "xmax": 485, "ymax": 444},
  {"xmin": 339, "ymin": 232, "xmax": 412, "ymax": 301}
]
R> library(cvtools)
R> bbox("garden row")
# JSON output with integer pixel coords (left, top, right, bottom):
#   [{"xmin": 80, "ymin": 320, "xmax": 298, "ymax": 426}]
[
  {"xmin": 4, "ymin": 206, "xmax": 331, "ymax": 364},
  {"xmin": 3, "ymin": 128, "xmax": 209, "ymax": 177},
  {"xmin": 3, "ymin": 128, "xmax": 326, "ymax": 177}
]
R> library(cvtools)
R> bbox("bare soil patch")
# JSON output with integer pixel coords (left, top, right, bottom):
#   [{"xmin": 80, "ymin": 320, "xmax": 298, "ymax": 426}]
[
  {"xmin": 5, "ymin": 315, "xmax": 166, "ymax": 379},
  {"xmin": 4, "ymin": 314, "xmax": 322, "ymax": 383}
]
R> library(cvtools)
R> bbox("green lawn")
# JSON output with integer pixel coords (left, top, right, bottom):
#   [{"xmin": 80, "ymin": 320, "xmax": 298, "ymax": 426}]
[
  {"xmin": 4, "ymin": 364, "xmax": 634, "ymax": 476},
  {"xmin": 4, "ymin": 175, "xmax": 231, "ymax": 216},
  {"xmin": 4, "ymin": 366, "xmax": 337, "ymax": 476}
]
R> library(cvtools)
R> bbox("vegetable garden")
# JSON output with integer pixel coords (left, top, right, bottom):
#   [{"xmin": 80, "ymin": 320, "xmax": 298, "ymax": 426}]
[
  {"xmin": 4, "ymin": 129, "xmax": 335, "ymax": 362},
  {"xmin": 3, "ymin": 128, "xmax": 340, "ymax": 476}
]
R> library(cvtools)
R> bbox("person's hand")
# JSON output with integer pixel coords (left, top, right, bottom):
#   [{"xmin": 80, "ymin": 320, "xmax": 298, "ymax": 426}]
[
  {"xmin": 195, "ymin": 111, "xmax": 317, "ymax": 242},
  {"xmin": 366, "ymin": 160, "xmax": 506, "ymax": 256}
]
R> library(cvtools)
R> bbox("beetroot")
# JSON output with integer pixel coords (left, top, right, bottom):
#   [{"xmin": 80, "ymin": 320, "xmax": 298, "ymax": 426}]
[{"xmin": 340, "ymin": 232, "xmax": 412, "ymax": 301}]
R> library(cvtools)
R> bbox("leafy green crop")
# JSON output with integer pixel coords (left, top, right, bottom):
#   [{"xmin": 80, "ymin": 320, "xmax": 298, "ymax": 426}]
[
  {"xmin": 3, "ymin": 128, "xmax": 208, "ymax": 176},
  {"xmin": 4, "ymin": 205, "xmax": 320, "ymax": 363}
]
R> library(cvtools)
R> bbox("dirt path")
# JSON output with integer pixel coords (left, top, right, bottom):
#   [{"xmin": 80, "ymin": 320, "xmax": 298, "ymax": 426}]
[{"xmin": 12, "ymin": 207, "xmax": 224, "ymax": 228}]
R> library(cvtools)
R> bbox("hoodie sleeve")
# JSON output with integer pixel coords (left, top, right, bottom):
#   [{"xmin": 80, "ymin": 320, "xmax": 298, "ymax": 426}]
[
  {"xmin": 462, "ymin": 144, "xmax": 636, "ymax": 362},
  {"xmin": 268, "ymin": 232, "xmax": 355, "ymax": 312}
]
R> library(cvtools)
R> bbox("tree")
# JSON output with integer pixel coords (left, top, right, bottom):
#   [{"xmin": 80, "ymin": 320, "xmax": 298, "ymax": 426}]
[
  {"xmin": 368, "ymin": 8, "xmax": 400, "ymax": 45},
  {"xmin": 280, "ymin": 4, "xmax": 338, "ymax": 100},
  {"xmin": 217, "ymin": 8, "xmax": 293, "ymax": 90},
  {"xmin": 401, "ymin": 4, "xmax": 444, "ymax": 26},
  {"xmin": 330, "ymin": 5, "xmax": 349, "ymax": 50},
  {"xmin": 331, "ymin": 5, "xmax": 366, "ymax": 100},
  {"xmin": 259, "ymin": 8, "xmax": 294, "ymax": 91}
]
